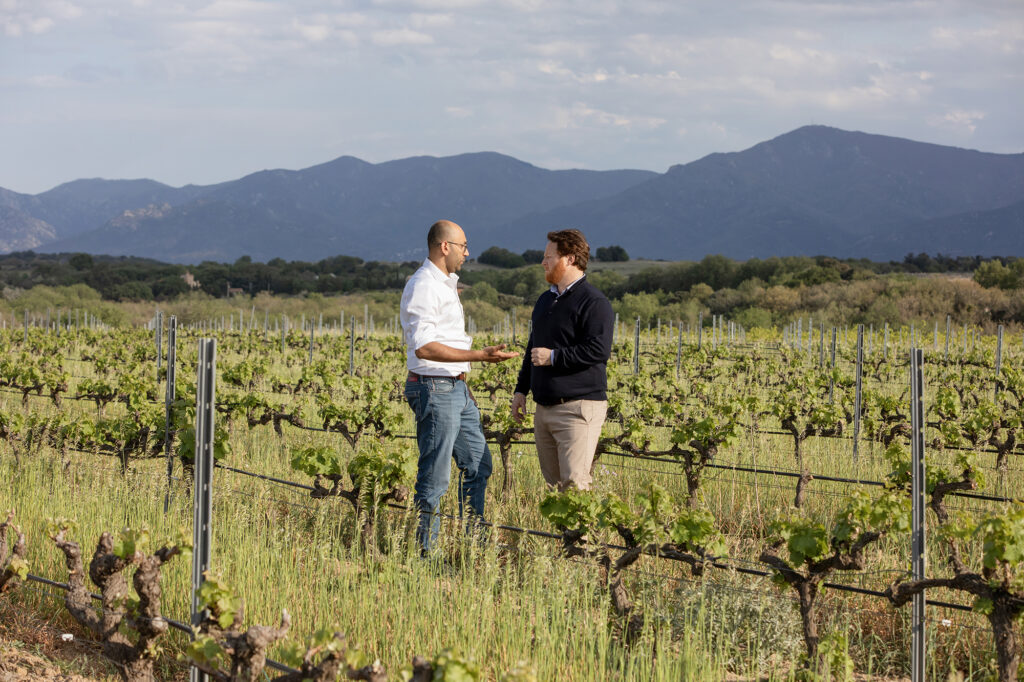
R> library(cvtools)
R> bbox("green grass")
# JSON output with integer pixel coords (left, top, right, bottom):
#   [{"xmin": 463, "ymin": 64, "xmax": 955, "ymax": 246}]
[{"xmin": 1, "ymin": 324, "xmax": 1015, "ymax": 680}]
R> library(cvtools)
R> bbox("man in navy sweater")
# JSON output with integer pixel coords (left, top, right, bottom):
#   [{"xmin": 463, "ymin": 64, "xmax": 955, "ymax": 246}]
[{"xmin": 512, "ymin": 229, "xmax": 614, "ymax": 490}]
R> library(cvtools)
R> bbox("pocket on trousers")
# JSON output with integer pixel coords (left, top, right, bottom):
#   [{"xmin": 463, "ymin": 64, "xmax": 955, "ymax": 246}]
[
  {"xmin": 582, "ymin": 400, "xmax": 606, "ymax": 424},
  {"xmin": 428, "ymin": 378, "xmax": 455, "ymax": 394},
  {"xmin": 404, "ymin": 383, "xmax": 423, "ymax": 419}
]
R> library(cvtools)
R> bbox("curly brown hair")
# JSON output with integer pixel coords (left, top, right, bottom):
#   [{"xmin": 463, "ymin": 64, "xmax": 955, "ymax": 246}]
[{"xmin": 546, "ymin": 229, "xmax": 590, "ymax": 271}]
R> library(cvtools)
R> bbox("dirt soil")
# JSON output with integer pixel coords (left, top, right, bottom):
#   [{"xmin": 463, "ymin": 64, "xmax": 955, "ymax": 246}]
[
  {"xmin": 1, "ymin": 596, "xmax": 916, "ymax": 682},
  {"xmin": 0, "ymin": 597, "xmax": 113, "ymax": 682}
]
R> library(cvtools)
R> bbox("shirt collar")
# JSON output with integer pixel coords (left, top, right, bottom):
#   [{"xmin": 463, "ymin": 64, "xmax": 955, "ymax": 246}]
[
  {"xmin": 550, "ymin": 274, "xmax": 585, "ymax": 298},
  {"xmin": 423, "ymin": 258, "xmax": 459, "ymax": 286}
]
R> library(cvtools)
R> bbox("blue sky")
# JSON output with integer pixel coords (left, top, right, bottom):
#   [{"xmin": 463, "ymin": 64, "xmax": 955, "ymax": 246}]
[{"xmin": 1, "ymin": 0, "xmax": 1021, "ymax": 194}]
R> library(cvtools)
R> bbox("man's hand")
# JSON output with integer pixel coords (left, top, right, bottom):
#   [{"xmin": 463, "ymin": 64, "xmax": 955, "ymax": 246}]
[
  {"xmin": 511, "ymin": 392, "xmax": 528, "ymax": 423},
  {"xmin": 478, "ymin": 344, "xmax": 519, "ymax": 363},
  {"xmin": 530, "ymin": 347, "xmax": 553, "ymax": 366}
]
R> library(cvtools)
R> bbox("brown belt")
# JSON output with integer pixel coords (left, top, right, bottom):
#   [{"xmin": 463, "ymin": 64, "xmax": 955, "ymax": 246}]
[{"xmin": 407, "ymin": 371, "xmax": 466, "ymax": 382}]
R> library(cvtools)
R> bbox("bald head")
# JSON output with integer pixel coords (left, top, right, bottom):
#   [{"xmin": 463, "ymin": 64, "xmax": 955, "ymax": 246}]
[
  {"xmin": 428, "ymin": 220, "xmax": 461, "ymax": 249},
  {"xmin": 426, "ymin": 219, "xmax": 469, "ymax": 275}
]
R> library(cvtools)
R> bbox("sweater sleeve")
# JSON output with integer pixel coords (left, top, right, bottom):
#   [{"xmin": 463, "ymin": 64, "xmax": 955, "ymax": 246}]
[
  {"xmin": 552, "ymin": 295, "xmax": 613, "ymax": 371},
  {"xmin": 514, "ymin": 328, "xmax": 534, "ymax": 395}
]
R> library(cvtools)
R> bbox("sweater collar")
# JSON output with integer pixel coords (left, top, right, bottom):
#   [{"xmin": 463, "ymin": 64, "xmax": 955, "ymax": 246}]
[{"xmin": 549, "ymin": 274, "xmax": 585, "ymax": 298}]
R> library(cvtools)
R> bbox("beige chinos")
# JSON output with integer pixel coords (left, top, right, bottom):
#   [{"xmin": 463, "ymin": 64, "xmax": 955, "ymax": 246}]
[{"xmin": 533, "ymin": 399, "xmax": 608, "ymax": 490}]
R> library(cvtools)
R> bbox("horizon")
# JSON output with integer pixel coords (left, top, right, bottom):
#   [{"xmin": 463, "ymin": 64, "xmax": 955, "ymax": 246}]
[{"xmin": 9, "ymin": 123, "xmax": 1024, "ymax": 197}]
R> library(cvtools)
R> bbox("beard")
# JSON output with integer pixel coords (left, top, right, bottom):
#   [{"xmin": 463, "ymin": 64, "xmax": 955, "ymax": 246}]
[
  {"xmin": 544, "ymin": 260, "xmax": 566, "ymax": 284},
  {"xmin": 446, "ymin": 252, "xmax": 464, "ymax": 272}
]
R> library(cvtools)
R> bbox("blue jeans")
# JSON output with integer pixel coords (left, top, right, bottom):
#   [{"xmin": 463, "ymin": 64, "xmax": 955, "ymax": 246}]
[{"xmin": 404, "ymin": 376, "xmax": 492, "ymax": 553}]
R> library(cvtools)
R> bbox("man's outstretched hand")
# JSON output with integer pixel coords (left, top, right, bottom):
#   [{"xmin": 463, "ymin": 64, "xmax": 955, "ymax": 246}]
[{"xmin": 479, "ymin": 343, "xmax": 519, "ymax": 363}]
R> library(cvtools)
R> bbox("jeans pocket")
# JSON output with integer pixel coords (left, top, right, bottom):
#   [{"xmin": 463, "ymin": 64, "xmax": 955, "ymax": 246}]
[
  {"xmin": 428, "ymin": 378, "xmax": 455, "ymax": 394},
  {"xmin": 405, "ymin": 382, "xmax": 423, "ymax": 418}
]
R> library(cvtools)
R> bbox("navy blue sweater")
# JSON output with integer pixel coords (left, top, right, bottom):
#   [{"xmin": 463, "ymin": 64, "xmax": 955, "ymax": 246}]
[{"xmin": 514, "ymin": 277, "xmax": 614, "ymax": 405}]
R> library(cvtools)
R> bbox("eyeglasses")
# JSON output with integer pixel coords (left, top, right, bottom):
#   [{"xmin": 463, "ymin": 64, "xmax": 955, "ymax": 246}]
[{"xmin": 446, "ymin": 241, "xmax": 468, "ymax": 252}]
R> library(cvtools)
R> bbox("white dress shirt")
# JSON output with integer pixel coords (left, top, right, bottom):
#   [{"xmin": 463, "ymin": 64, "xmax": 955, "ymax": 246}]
[{"xmin": 400, "ymin": 258, "xmax": 472, "ymax": 376}]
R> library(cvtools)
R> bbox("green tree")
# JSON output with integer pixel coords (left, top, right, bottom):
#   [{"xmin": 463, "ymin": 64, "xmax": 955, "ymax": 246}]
[
  {"xmin": 596, "ymin": 245, "xmax": 629, "ymax": 262},
  {"xmin": 478, "ymin": 247, "xmax": 526, "ymax": 268},
  {"xmin": 68, "ymin": 253, "xmax": 94, "ymax": 271},
  {"xmin": 463, "ymin": 281, "xmax": 499, "ymax": 306},
  {"xmin": 614, "ymin": 292, "xmax": 661, "ymax": 325},
  {"xmin": 521, "ymin": 249, "xmax": 544, "ymax": 264},
  {"xmin": 974, "ymin": 260, "xmax": 1018, "ymax": 289}
]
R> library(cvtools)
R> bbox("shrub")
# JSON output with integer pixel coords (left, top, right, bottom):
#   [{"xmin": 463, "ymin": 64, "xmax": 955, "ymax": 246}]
[
  {"xmin": 596, "ymin": 245, "xmax": 629, "ymax": 262},
  {"xmin": 478, "ymin": 247, "xmax": 526, "ymax": 269}
]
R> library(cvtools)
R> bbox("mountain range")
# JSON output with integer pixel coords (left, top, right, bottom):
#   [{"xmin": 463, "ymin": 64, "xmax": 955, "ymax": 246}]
[{"xmin": 1, "ymin": 125, "xmax": 1021, "ymax": 264}]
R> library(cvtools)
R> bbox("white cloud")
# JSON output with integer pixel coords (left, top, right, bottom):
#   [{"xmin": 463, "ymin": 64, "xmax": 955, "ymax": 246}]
[
  {"xmin": 548, "ymin": 102, "xmax": 666, "ymax": 131},
  {"xmin": 194, "ymin": 0, "xmax": 278, "ymax": 20},
  {"xmin": 27, "ymin": 73, "xmax": 69, "ymax": 87},
  {"xmin": 372, "ymin": 0, "xmax": 483, "ymax": 8},
  {"xmin": 1, "ymin": 0, "xmax": 80, "ymax": 36},
  {"xmin": 529, "ymin": 40, "xmax": 594, "ymax": 59},
  {"xmin": 767, "ymin": 44, "xmax": 836, "ymax": 72},
  {"xmin": 931, "ymin": 21, "xmax": 1024, "ymax": 53},
  {"xmin": 370, "ymin": 28, "xmax": 434, "ymax": 46},
  {"xmin": 536, "ymin": 61, "xmax": 618, "ymax": 84},
  {"xmin": 408, "ymin": 12, "xmax": 454, "ymax": 28},
  {"xmin": 807, "ymin": 67, "xmax": 933, "ymax": 110},
  {"xmin": 292, "ymin": 19, "xmax": 330, "ymax": 43},
  {"xmin": 48, "ymin": 0, "xmax": 82, "ymax": 20},
  {"xmin": 445, "ymin": 106, "xmax": 473, "ymax": 118},
  {"xmin": 930, "ymin": 109, "xmax": 986, "ymax": 135}
]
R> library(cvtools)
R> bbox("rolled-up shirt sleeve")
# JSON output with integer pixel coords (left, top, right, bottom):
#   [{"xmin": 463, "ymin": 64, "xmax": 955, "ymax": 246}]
[{"xmin": 402, "ymin": 286, "xmax": 441, "ymax": 351}]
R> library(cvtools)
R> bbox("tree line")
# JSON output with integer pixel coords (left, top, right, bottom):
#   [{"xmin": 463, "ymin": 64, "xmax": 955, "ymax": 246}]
[
  {"xmin": 0, "ymin": 252, "xmax": 420, "ymax": 302},
  {"xmin": 1, "ymin": 250, "xmax": 1021, "ymax": 327}
]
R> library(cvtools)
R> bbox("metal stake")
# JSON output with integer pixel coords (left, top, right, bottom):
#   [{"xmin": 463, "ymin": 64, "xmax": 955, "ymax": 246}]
[
  {"xmin": 163, "ymin": 317, "xmax": 177, "ymax": 515},
  {"xmin": 995, "ymin": 324, "xmax": 1004, "ymax": 399},
  {"xmin": 675, "ymin": 321, "xmax": 683, "ymax": 379},
  {"xmin": 190, "ymin": 338, "xmax": 216, "ymax": 682},
  {"xmin": 818, "ymin": 321, "xmax": 825, "ymax": 367},
  {"xmin": 944, "ymin": 315, "xmax": 951, "ymax": 362},
  {"xmin": 308, "ymin": 321, "xmax": 315, "ymax": 365},
  {"xmin": 909, "ymin": 347, "xmax": 926, "ymax": 682},
  {"xmin": 349, "ymin": 316, "xmax": 356, "ymax": 374},
  {"xmin": 853, "ymin": 325, "xmax": 864, "ymax": 461},
  {"xmin": 829, "ymin": 327, "xmax": 837, "ymax": 403},
  {"xmin": 155, "ymin": 311, "xmax": 163, "ymax": 378},
  {"xmin": 633, "ymin": 318, "xmax": 640, "ymax": 375}
]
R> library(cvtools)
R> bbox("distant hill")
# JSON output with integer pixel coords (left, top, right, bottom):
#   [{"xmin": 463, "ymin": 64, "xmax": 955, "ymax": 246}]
[
  {"xmin": 49, "ymin": 199, "xmax": 335, "ymax": 264},
  {"xmin": 0, "ymin": 205, "xmax": 57, "ymax": 251},
  {"xmin": 3, "ymin": 126, "xmax": 1022, "ymax": 263},
  {"xmin": 36, "ymin": 153, "xmax": 655, "ymax": 263},
  {"xmin": 875, "ymin": 199, "xmax": 1024, "ymax": 256},
  {"xmin": 0, "ymin": 179, "xmax": 208, "ymax": 241},
  {"xmin": 489, "ymin": 126, "xmax": 1024, "ymax": 260}
]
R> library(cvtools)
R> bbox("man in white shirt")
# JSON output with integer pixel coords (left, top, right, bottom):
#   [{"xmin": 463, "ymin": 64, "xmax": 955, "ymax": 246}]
[{"xmin": 401, "ymin": 219, "xmax": 518, "ymax": 554}]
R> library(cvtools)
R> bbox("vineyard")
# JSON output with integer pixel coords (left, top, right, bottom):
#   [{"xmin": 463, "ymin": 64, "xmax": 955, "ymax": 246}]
[{"xmin": 2, "ymin": 311, "xmax": 1024, "ymax": 681}]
